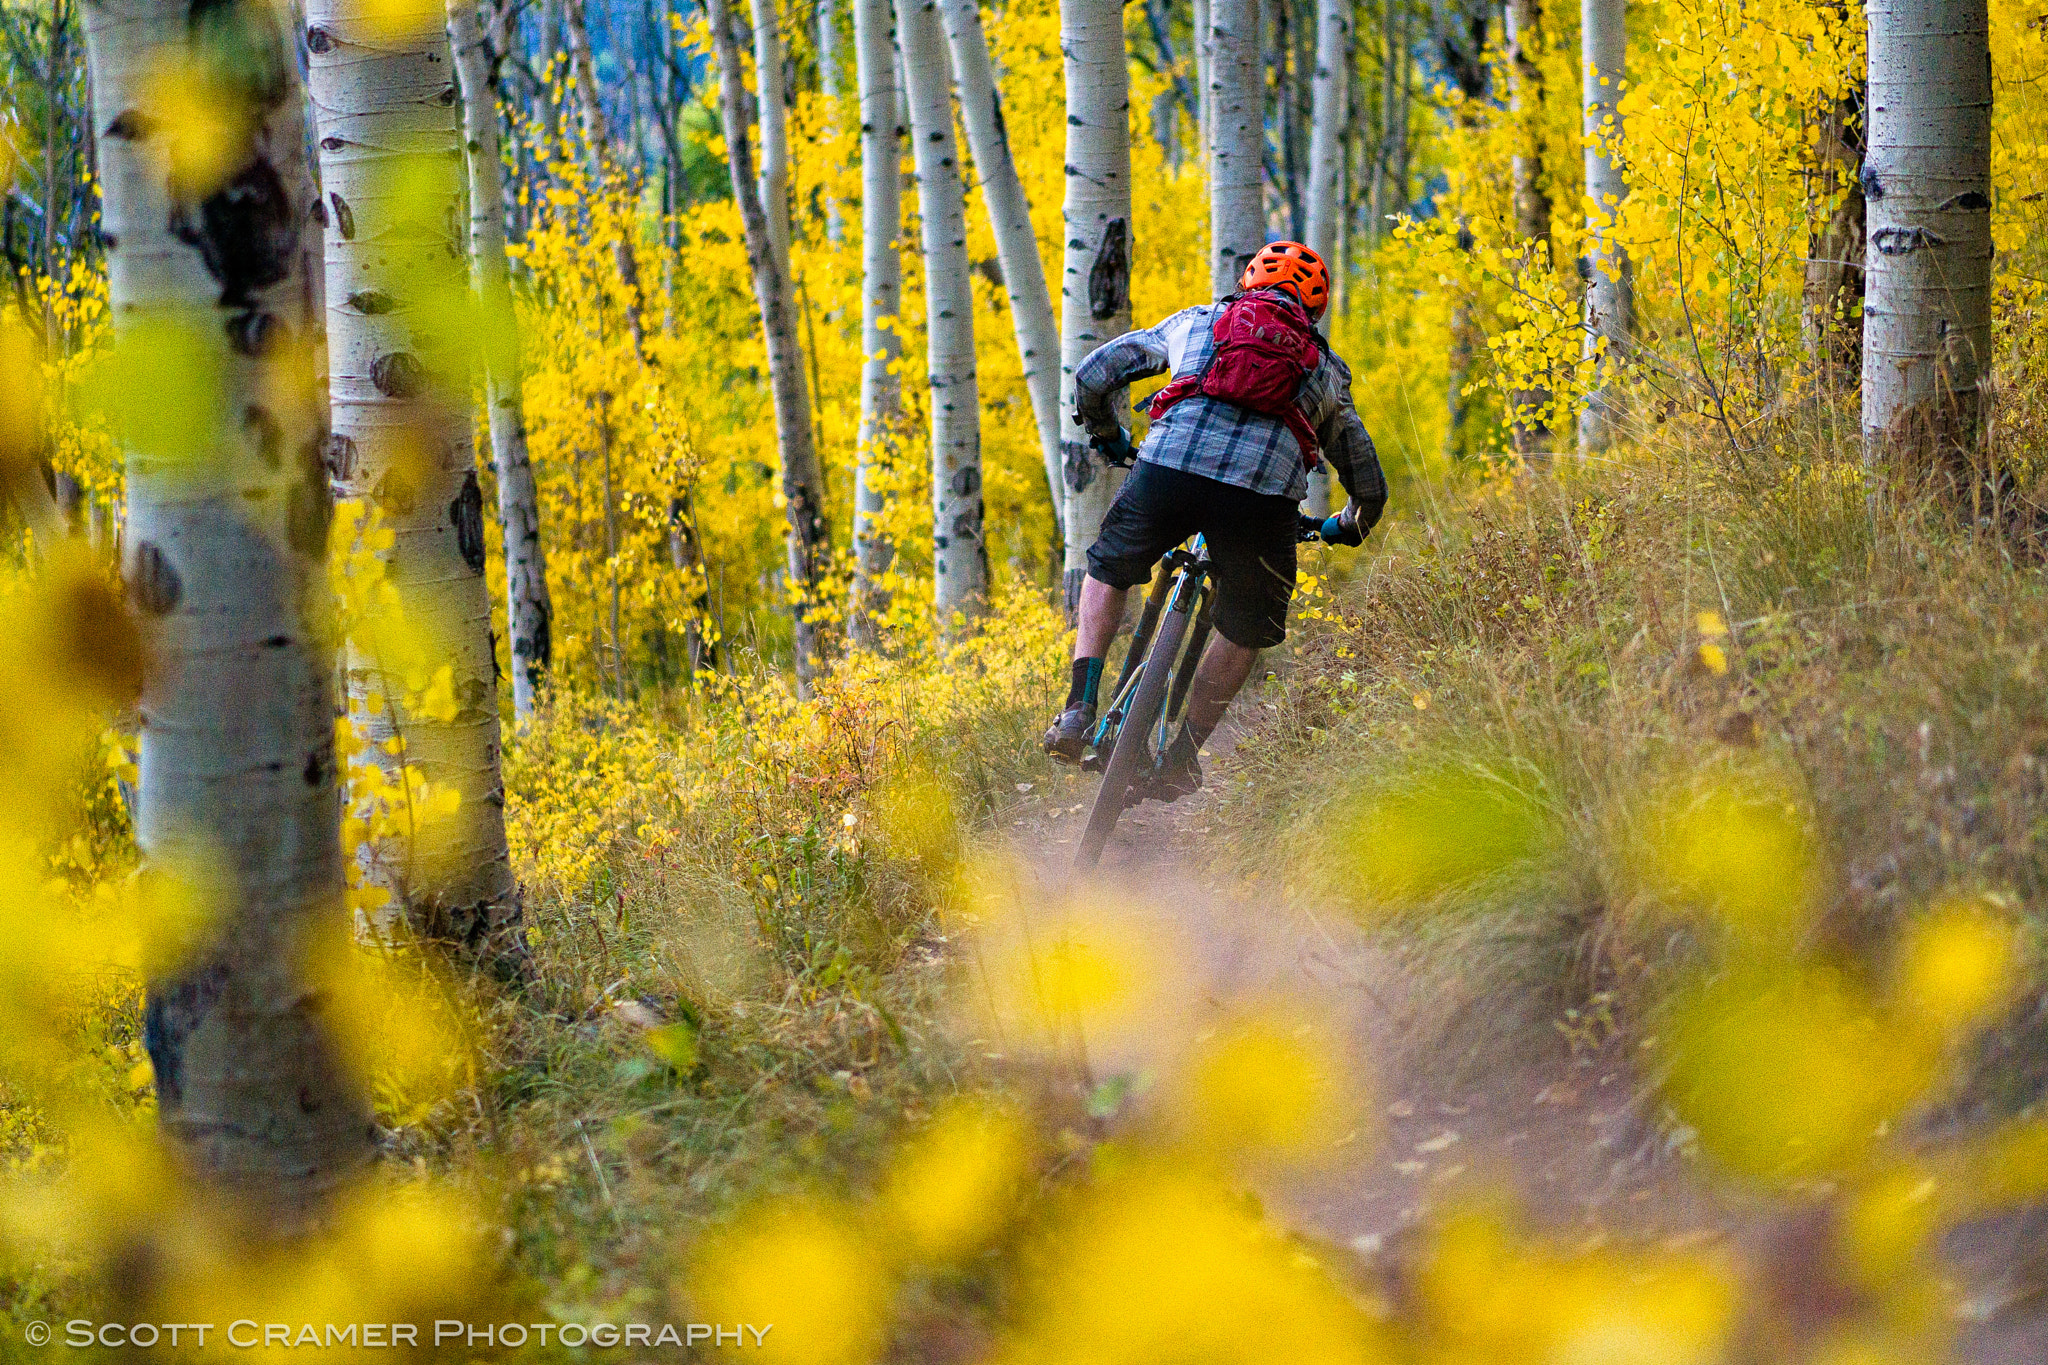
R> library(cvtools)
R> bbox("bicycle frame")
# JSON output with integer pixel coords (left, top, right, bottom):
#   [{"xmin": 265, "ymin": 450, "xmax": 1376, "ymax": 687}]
[{"xmin": 1086, "ymin": 538, "xmax": 1211, "ymax": 761}]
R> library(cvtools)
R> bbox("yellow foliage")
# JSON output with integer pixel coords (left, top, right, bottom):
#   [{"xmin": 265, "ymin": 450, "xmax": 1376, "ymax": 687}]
[
  {"xmin": 879, "ymin": 1097, "xmax": 1033, "ymax": 1261},
  {"xmin": 683, "ymin": 1198, "xmax": 893, "ymax": 1365}
]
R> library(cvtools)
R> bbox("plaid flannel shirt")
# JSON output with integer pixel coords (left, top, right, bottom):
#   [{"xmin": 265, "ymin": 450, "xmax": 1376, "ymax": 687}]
[{"xmin": 1072, "ymin": 291, "xmax": 1386, "ymax": 519}]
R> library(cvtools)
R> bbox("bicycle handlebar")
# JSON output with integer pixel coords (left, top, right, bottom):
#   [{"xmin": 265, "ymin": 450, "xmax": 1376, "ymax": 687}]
[{"xmin": 1297, "ymin": 509, "xmax": 1363, "ymax": 546}]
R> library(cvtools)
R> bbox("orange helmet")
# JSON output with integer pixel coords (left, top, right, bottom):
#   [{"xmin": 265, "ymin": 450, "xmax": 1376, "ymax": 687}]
[{"xmin": 1238, "ymin": 241, "xmax": 1330, "ymax": 318}]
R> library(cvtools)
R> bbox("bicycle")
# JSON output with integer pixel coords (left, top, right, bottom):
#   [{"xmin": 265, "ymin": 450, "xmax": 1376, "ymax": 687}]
[{"xmin": 1073, "ymin": 513, "xmax": 1345, "ymax": 869}]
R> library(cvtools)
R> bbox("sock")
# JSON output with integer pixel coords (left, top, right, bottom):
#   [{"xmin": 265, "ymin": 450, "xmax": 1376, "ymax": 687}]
[{"xmin": 1067, "ymin": 657, "xmax": 1105, "ymax": 708}]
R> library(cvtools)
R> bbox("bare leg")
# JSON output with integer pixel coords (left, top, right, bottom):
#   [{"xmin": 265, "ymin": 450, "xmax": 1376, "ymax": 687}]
[
  {"xmin": 1181, "ymin": 636, "xmax": 1259, "ymax": 746},
  {"xmin": 1074, "ymin": 574, "xmax": 1129, "ymax": 660}
]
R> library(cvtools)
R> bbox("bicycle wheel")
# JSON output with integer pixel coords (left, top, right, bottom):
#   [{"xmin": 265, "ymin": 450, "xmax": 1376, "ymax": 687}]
[
  {"xmin": 1075, "ymin": 592, "xmax": 1193, "ymax": 870},
  {"xmin": 1164, "ymin": 585, "xmax": 1215, "ymax": 727}
]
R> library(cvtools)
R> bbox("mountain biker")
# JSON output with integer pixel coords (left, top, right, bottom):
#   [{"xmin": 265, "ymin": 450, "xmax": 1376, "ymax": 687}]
[{"xmin": 1042, "ymin": 241, "xmax": 1387, "ymax": 800}]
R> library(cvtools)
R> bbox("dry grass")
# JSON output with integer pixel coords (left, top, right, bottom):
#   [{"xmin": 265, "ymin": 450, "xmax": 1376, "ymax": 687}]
[{"xmin": 1220, "ymin": 388, "xmax": 2048, "ymax": 1103}]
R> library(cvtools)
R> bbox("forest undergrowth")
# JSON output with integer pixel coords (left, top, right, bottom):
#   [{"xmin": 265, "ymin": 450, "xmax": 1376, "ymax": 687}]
[{"xmin": 1227, "ymin": 306, "xmax": 2048, "ymax": 1127}]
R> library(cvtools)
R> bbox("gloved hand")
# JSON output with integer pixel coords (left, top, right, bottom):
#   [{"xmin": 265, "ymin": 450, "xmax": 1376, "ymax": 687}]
[
  {"xmin": 1319, "ymin": 502, "xmax": 1366, "ymax": 547},
  {"xmin": 1091, "ymin": 425, "xmax": 1136, "ymax": 468}
]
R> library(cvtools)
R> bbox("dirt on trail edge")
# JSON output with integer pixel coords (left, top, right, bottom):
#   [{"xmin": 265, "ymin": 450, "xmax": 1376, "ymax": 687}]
[{"xmin": 980, "ymin": 724, "xmax": 2048, "ymax": 1365}]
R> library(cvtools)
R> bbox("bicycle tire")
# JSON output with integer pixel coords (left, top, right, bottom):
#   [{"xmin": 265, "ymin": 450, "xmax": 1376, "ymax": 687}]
[
  {"xmin": 1075, "ymin": 594, "xmax": 1193, "ymax": 870},
  {"xmin": 1164, "ymin": 586, "xmax": 1215, "ymax": 727}
]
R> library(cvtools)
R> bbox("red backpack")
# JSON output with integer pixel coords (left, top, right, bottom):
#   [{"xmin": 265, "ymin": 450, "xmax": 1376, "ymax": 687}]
[{"xmin": 1147, "ymin": 291, "xmax": 1324, "ymax": 467}]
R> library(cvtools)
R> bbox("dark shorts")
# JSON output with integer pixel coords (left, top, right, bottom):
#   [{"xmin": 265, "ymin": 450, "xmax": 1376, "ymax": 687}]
[{"xmin": 1085, "ymin": 460, "xmax": 1298, "ymax": 650}]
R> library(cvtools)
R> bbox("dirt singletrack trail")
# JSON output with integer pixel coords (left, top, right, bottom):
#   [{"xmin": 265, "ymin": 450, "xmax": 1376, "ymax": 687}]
[{"xmin": 982, "ymin": 724, "xmax": 2048, "ymax": 1363}]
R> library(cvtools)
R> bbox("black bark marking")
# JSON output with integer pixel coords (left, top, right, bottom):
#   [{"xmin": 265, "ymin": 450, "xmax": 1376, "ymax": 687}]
[
  {"xmin": 1088, "ymin": 218, "xmax": 1130, "ymax": 321},
  {"xmin": 1937, "ymin": 190, "xmax": 1991, "ymax": 212},
  {"xmin": 436, "ymin": 84, "xmax": 457, "ymax": 107},
  {"xmin": 310, "ymin": 196, "xmax": 328, "ymax": 228},
  {"xmin": 1872, "ymin": 225, "xmax": 1946, "ymax": 256},
  {"xmin": 305, "ymin": 23, "xmax": 333, "ymax": 52},
  {"xmin": 243, "ymin": 404, "xmax": 282, "ymax": 467},
  {"xmin": 951, "ymin": 465, "xmax": 980, "ymax": 498},
  {"xmin": 989, "ymin": 90, "xmax": 1008, "ymax": 147},
  {"xmin": 105, "ymin": 109, "xmax": 158, "ymax": 142},
  {"xmin": 1062, "ymin": 439, "xmax": 1095, "ymax": 492},
  {"xmin": 323, "ymin": 431, "xmax": 358, "ymax": 483},
  {"xmin": 168, "ymin": 156, "xmax": 297, "ymax": 308},
  {"xmin": 451, "ymin": 470, "xmax": 486, "ymax": 574},
  {"xmin": 346, "ymin": 290, "xmax": 395, "ymax": 314},
  {"xmin": 329, "ymin": 191, "xmax": 354, "ymax": 239},
  {"xmin": 144, "ymin": 958, "xmax": 229, "ymax": 1113},
  {"xmin": 951, "ymin": 508, "xmax": 980, "ymax": 542},
  {"xmin": 319, "ymin": 135, "xmax": 346, "ymax": 152},
  {"xmin": 129, "ymin": 541, "xmax": 182, "ymax": 616},
  {"xmin": 1859, "ymin": 164, "xmax": 1884, "ymax": 201},
  {"xmin": 371, "ymin": 351, "xmax": 425, "ymax": 398}
]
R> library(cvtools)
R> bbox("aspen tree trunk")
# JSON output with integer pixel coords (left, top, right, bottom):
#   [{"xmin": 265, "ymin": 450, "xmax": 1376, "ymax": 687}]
[
  {"xmin": 1206, "ymin": 0, "xmax": 1264, "ymax": 299},
  {"xmin": 1861, "ymin": 0, "xmax": 1991, "ymax": 477},
  {"xmin": 820, "ymin": 0, "xmax": 845, "ymax": 245},
  {"xmin": 1578, "ymin": 0, "xmax": 1631, "ymax": 454},
  {"xmin": 85, "ymin": 0, "xmax": 370, "ymax": 1197},
  {"xmin": 903, "ymin": 0, "xmax": 987, "ymax": 620},
  {"xmin": 1058, "ymin": 0, "xmax": 1133, "ymax": 608},
  {"xmin": 308, "ymin": 0, "xmax": 524, "ymax": 959},
  {"xmin": 1193, "ymin": 0, "xmax": 1211, "ymax": 155},
  {"xmin": 1504, "ymin": 0, "xmax": 1550, "ymax": 248},
  {"xmin": 1367, "ymin": 0, "xmax": 1399, "ymax": 243},
  {"xmin": 3, "ymin": 470, "xmax": 66, "ymax": 553},
  {"xmin": 851, "ymin": 0, "xmax": 904, "ymax": 644},
  {"xmin": 1505, "ymin": 0, "xmax": 1554, "ymax": 464},
  {"xmin": 1803, "ymin": 81, "xmax": 1866, "ymax": 386},
  {"xmin": 1302, "ymin": 0, "xmax": 1349, "ymax": 273},
  {"xmin": 938, "ymin": 0, "xmax": 1064, "ymax": 535},
  {"xmin": 752, "ymin": 0, "xmax": 795, "ymax": 267},
  {"xmin": 564, "ymin": 0, "xmax": 649, "ymax": 355},
  {"xmin": 451, "ymin": 0, "xmax": 555, "ymax": 720},
  {"xmin": 1301, "ymin": 0, "xmax": 1350, "ymax": 515},
  {"xmin": 708, "ymin": 0, "xmax": 830, "ymax": 687}
]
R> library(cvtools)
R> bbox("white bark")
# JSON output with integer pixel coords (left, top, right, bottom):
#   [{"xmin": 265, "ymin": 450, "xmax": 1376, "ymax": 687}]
[
  {"xmin": 820, "ymin": 0, "xmax": 845, "ymax": 245},
  {"xmin": 901, "ymin": 0, "xmax": 987, "ymax": 618},
  {"xmin": 84, "ymin": 0, "xmax": 369, "ymax": 1196},
  {"xmin": 1058, "ymin": 0, "xmax": 1133, "ymax": 605},
  {"xmin": 852, "ymin": 0, "xmax": 903, "ymax": 643},
  {"xmin": 1303, "ymin": 0, "xmax": 1349, "ymax": 273},
  {"xmin": 938, "ymin": 0, "xmax": 1063, "ymax": 537},
  {"xmin": 1578, "ymin": 0, "xmax": 1631, "ymax": 453},
  {"xmin": 1193, "ymin": 0, "xmax": 1212, "ymax": 161},
  {"xmin": 3, "ymin": 468, "xmax": 66, "ymax": 555},
  {"xmin": 708, "ymin": 0, "xmax": 831, "ymax": 688},
  {"xmin": 308, "ymin": 0, "xmax": 523, "ymax": 956},
  {"xmin": 451, "ymin": 0, "xmax": 554, "ymax": 720},
  {"xmin": 1301, "ymin": 0, "xmax": 1350, "ymax": 516},
  {"xmin": 1206, "ymin": 0, "xmax": 1263, "ymax": 299},
  {"xmin": 1860, "ymin": 0, "xmax": 1992, "ymax": 467},
  {"xmin": 752, "ymin": 0, "xmax": 795, "ymax": 268}
]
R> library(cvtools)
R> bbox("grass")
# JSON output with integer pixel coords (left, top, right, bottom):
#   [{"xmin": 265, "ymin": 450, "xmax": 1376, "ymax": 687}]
[
  {"xmin": 1218, "ymin": 382, "xmax": 2048, "ymax": 1107},
  {"xmin": 433, "ymin": 600, "xmax": 1071, "ymax": 1322}
]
